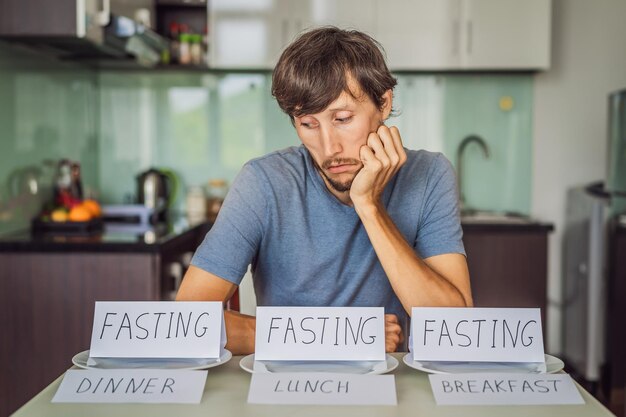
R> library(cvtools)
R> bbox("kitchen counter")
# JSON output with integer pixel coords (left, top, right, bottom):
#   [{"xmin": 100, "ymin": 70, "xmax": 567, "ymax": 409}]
[
  {"xmin": 0, "ymin": 216, "xmax": 210, "ymax": 253},
  {"xmin": 0, "ymin": 216, "xmax": 212, "ymax": 416},
  {"xmin": 461, "ymin": 221, "xmax": 554, "ymax": 232},
  {"xmin": 11, "ymin": 353, "xmax": 614, "ymax": 417},
  {"xmin": 461, "ymin": 212, "xmax": 554, "ymax": 233}
]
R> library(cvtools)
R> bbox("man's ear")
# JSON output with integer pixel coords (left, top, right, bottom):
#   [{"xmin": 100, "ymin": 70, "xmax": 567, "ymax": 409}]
[{"xmin": 380, "ymin": 89, "xmax": 393, "ymax": 120}]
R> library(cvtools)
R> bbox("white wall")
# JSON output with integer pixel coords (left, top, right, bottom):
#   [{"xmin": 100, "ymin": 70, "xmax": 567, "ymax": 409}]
[{"xmin": 532, "ymin": 0, "xmax": 626, "ymax": 354}]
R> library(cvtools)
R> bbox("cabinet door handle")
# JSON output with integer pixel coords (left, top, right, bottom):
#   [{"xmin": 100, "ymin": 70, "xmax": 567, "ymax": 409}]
[
  {"xmin": 466, "ymin": 20, "xmax": 473, "ymax": 54},
  {"xmin": 452, "ymin": 19, "xmax": 460, "ymax": 55}
]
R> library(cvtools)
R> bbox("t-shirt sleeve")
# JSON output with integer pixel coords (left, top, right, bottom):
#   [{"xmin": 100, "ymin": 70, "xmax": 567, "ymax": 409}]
[
  {"xmin": 415, "ymin": 153, "xmax": 466, "ymax": 258},
  {"xmin": 190, "ymin": 162, "xmax": 266, "ymax": 285}
]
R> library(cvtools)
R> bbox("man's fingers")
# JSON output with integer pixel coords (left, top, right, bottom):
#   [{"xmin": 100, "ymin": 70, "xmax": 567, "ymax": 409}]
[
  {"xmin": 385, "ymin": 313, "xmax": 399, "ymax": 324},
  {"xmin": 366, "ymin": 133, "xmax": 390, "ymax": 170},
  {"xmin": 388, "ymin": 126, "xmax": 407, "ymax": 165},
  {"xmin": 375, "ymin": 126, "xmax": 401, "ymax": 168},
  {"xmin": 359, "ymin": 144, "xmax": 380, "ymax": 170},
  {"xmin": 384, "ymin": 313, "xmax": 404, "ymax": 352}
]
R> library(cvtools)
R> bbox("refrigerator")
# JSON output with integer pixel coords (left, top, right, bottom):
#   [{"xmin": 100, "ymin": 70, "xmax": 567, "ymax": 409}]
[
  {"xmin": 562, "ymin": 183, "xmax": 610, "ymax": 382},
  {"xmin": 562, "ymin": 88, "xmax": 626, "ymax": 383}
]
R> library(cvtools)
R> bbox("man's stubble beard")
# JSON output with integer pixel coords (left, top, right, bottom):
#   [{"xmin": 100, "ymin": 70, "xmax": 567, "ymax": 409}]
[{"xmin": 312, "ymin": 157, "xmax": 362, "ymax": 193}]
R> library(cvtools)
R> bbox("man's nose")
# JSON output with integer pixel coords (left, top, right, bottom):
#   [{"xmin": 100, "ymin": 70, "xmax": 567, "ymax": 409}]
[{"xmin": 320, "ymin": 126, "xmax": 342, "ymax": 156}]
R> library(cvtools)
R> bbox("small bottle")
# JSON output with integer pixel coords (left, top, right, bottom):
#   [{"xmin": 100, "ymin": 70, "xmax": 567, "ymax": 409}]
[
  {"xmin": 178, "ymin": 33, "xmax": 191, "ymax": 65},
  {"xmin": 202, "ymin": 25, "xmax": 209, "ymax": 64},
  {"xmin": 168, "ymin": 22, "xmax": 180, "ymax": 64},
  {"xmin": 205, "ymin": 179, "xmax": 228, "ymax": 222},
  {"xmin": 190, "ymin": 34, "xmax": 202, "ymax": 65},
  {"xmin": 186, "ymin": 185, "xmax": 206, "ymax": 224}
]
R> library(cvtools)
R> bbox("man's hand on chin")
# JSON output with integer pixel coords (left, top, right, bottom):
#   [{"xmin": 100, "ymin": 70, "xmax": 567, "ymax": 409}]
[{"xmin": 349, "ymin": 125, "xmax": 407, "ymax": 209}]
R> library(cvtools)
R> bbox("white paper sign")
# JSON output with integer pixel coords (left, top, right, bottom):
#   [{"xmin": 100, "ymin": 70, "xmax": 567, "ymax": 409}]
[
  {"xmin": 428, "ymin": 373, "xmax": 585, "ymax": 405},
  {"xmin": 247, "ymin": 373, "xmax": 397, "ymax": 405},
  {"xmin": 255, "ymin": 307, "xmax": 385, "ymax": 361},
  {"xmin": 52, "ymin": 369, "xmax": 207, "ymax": 404},
  {"xmin": 411, "ymin": 307, "xmax": 544, "ymax": 363},
  {"xmin": 90, "ymin": 301, "xmax": 225, "ymax": 358}
]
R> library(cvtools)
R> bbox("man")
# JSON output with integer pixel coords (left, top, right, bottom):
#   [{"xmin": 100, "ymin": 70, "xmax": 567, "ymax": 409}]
[{"xmin": 176, "ymin": 27, "xmax": 472, "ymax": 354}]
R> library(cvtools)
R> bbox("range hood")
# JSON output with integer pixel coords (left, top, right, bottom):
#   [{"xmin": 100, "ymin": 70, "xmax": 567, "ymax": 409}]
[{"xmin": 0, "ymin": 0, "xmax": 168, "ymax": 67}]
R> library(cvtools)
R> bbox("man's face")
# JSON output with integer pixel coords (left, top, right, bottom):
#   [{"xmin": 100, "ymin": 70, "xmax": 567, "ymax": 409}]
[{"xmin": 294, "ymin": 79, "xmax": 392, "ymax": 194}]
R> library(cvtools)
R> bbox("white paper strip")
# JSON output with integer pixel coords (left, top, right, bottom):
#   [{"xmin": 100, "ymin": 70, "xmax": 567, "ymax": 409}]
[
  {"xmin": 428, "ymin": 373, "xmax": 585, "ymax": 405},
  {"xmin": 52, "ymin": 369, "xmax": 207, "ymax": 404},
  {"xmin": 247, "ymin": 373, "xmax": 397, "ymax": 405}
]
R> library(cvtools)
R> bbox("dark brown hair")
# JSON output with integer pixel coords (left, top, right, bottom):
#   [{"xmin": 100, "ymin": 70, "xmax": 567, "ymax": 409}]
[{"xmin": 271, "ymin": 26, "xmax": 397, "ymax": 121}]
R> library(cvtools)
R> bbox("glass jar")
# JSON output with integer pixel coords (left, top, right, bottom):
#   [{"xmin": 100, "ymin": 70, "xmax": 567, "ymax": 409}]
[
  {"xmin": 185, "ymin": 185, "xmax": 206, "ymax": 224},
  {"xmin": 205, "ymin": 179, "xmax": 228, "ymax": 222}
]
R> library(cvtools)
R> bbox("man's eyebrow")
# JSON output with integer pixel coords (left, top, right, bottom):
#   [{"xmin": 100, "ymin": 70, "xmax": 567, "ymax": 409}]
[{"xmin": 327, "ymin": 104, "xmax": 353, "ymax": 112}]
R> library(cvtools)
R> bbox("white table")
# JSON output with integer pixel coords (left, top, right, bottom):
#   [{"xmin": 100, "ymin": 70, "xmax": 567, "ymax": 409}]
[{"xmin": 12, "ymin": 353, "xmax": 615, "ymax": 417}]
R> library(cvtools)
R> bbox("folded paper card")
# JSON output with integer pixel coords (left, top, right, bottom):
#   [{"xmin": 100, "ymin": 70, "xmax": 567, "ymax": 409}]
[
  {"xmin": 255, "ymin": 306, "xmax": 385, "ymax": 361},
  {"xmin": 89, "ymin": 301, "xmax": 226, "ymax": 359},
  {"xmin": 410, "ymin": 307, "xmax": 545, "ymax": 363}
]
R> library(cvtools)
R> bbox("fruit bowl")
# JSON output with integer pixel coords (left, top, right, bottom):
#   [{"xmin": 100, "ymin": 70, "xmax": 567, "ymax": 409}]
[{"xmin": 31, "ymin": 217, "xmax": 104, "ymax": 234}]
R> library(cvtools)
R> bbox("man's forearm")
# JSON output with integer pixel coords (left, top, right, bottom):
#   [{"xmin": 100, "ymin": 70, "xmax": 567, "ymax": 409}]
[
  {"xmin": 354, "ymin": 202, "xmax": 470, "ymax": 313},
  {"xmin": 224, "ymin": 310, "xmax": 256, "ymax": 355}
]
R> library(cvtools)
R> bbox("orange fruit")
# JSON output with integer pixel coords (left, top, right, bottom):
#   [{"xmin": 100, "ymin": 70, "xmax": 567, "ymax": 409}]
[
  {"xmin": 68, "ymin": 205, "xmax": 92, "ymax": 222},
  {"xmin": 51, "ymin": 208, "xmax": 68, "ymax": 222},
  {"xmin": 82, "ymin": 199, "xmax": 102, "ymax": 218}
]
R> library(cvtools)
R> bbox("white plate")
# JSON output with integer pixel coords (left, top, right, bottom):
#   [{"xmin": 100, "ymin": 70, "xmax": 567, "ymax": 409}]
[
  {"xmin": 239, "ymin": 354, "xmax": 398, "ymax": 375},
  {"xmin": 72, "ymin": 349, "xmax": 232, "ymax": 370},
  {"xmin": 402, "ymin": 353, "xmax": 564, "ymax": 374}
]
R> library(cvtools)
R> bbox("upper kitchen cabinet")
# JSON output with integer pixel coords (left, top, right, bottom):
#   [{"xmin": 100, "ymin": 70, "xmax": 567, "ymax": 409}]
[
  {"xmin": 208, "ymin": 0, "xmax": 376, "ymax": 69},
  {"xmin": 459, "ymin": 0, "xmax": 551, "ymax": 70},
  {"xmin": 377, "ymin": 0, "xmax": 551, "ymax": 71},
  {"xmin": 374, "ymin": 0, "xmax": 461, "ymax": 70},
  {"xmin": 209, "ymin": 0, "xmax": 551, "ymax": 70},
  {"xmin": 209, "ymin": 0, "xmax": 284, "ymax": 69}
]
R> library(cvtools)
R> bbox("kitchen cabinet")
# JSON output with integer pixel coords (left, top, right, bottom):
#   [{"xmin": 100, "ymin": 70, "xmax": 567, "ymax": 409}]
[
  {"xmin": 374, "ymin": 0, "xmax": 461, "ymax": 70},
  {"xmin": 209, "ymin": 0, "xmax": 285, "ymax": 69},
  {"xmin": 377, "ymin": 0, "xmax": 551, "ymax": 70},
  {"xmin": 462, "ymin": 222, "xmax": 553, "ymax": 331},
  {"xmin": 460, "ymin": 0, "xmax": 551, "ymax": 69},
  {"xmin": 0, "ymin": 220, "xmax": 210, "ymax": 416},
  {"xmin": 208, "ymin": 0, "xmax": 374, "ymax": 69},
  {"xmin": 209, "ymin": 0, "xmax": 551, "ymax": 70}
]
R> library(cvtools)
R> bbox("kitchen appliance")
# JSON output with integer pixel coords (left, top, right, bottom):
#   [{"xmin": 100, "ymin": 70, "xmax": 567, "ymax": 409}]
[
  {"xmin": 136, "ymin": 168, "xmax": 172, "ymax": 223},
  {"xmin": 0, "ymin": 0, "xmax": 168, "ymax": 66},
  {"xmin": 563, "ymin": 183, "xmax": 609, "ymax": 385},
  {"xmin": 562, "ymin": 88, "xmax": 626, "ymax": 386}
]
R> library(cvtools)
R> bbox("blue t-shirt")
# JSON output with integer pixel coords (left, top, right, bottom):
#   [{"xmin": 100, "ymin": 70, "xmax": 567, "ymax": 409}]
[{"xmin": 191, "ymin": 145, "xmax": 465, "ymax": 334}]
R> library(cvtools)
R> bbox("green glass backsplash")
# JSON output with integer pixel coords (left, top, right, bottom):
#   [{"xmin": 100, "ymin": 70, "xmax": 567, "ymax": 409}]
[
  {"xmin": 443, "ymin": 75, "xmax": 533, "ymax": 215},
  {"xmin": 98, "ymin": 72, "xmax": 298, "ymax": 209},
  {"xmin": 0, "ymin": 43, "xmax": 533, "ymax": 236},
  {"xmin": 0, "ymin": 42, "xmax": 99, "ymax": 236},
  {"xmin": 98, "ymin": 72, "xmax": 533, "ymax": 215}
]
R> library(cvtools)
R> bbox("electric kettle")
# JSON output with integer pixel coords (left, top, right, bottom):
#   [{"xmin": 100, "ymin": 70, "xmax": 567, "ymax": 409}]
[{"xmin": 136, "ymin": 168, "xmax": 172, "ymax": 222}]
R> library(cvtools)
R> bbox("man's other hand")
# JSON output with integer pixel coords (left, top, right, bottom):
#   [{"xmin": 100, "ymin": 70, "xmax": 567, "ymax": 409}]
[{"xmin": 385, "ymin": 313, "xmax": 404, "ymax": 352}]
